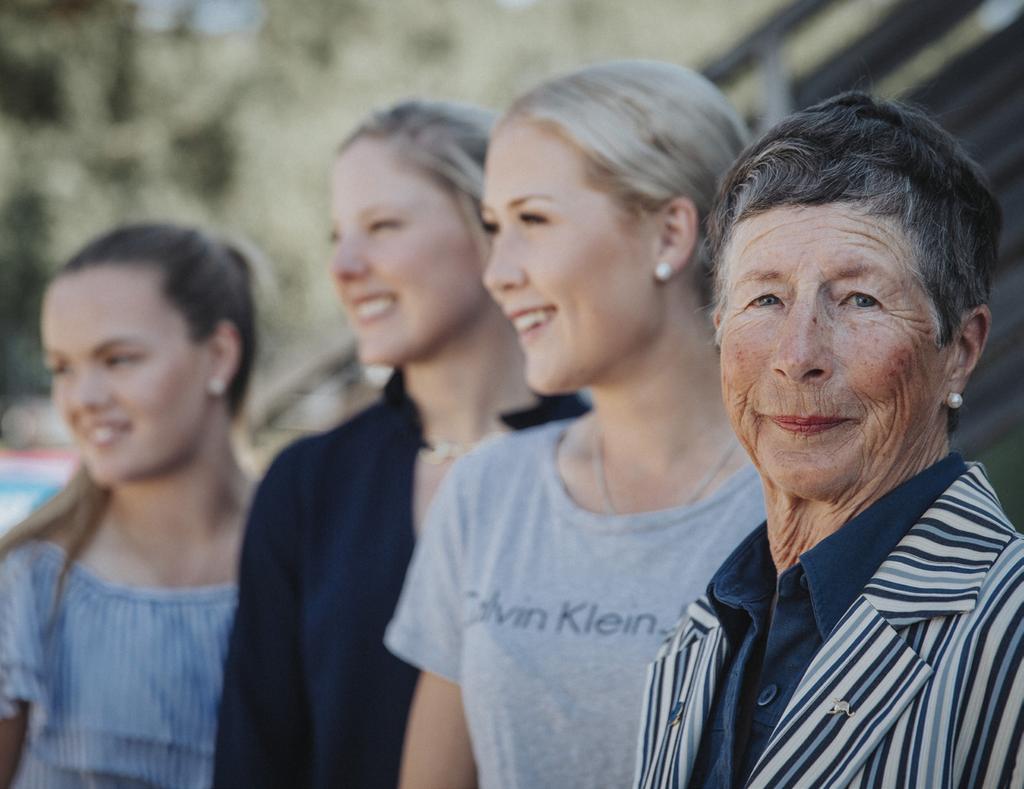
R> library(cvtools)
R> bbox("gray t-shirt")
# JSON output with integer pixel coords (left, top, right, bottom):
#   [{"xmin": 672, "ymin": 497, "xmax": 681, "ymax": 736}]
[{"xmin": 386, "ymin": 420, "xmax": 765, "ymax": 789}]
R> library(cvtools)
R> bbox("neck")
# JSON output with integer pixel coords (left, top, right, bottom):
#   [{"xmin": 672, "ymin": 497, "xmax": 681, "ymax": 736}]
[
  {"xmin": 581, "ymin": 316, "xmax": 740, "ymax": 514},
  {"xmin": 105, "ymin": 425, "xmax": 249, "ymax": 549},
  {"xmin": 762, "ymin": 436, "xmax": 950, "ymax": 571},
  {"xmin": 403, "ymin": 306, "xmax": 536, "ymax": 445},
  {"xmin": 592, "ymin": 316, "xmax": 732, "ymax": 471}
]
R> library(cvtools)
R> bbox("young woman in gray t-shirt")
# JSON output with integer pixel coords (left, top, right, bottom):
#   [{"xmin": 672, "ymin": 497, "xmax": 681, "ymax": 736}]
[{"xmin": 387, "ymin": 60, "xmax": 766, "ymax": 789}]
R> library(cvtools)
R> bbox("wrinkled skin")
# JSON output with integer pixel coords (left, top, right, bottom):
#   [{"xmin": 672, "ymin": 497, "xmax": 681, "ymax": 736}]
[{"xmin": 716, "ymin": 204, "xmax": 989, "ymax": 568}]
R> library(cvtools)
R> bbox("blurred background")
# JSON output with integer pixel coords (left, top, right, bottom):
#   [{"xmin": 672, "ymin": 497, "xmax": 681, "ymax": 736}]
[{"xmin": 1, "ymin": 0, "xmax": 1022, "ymax": 527}]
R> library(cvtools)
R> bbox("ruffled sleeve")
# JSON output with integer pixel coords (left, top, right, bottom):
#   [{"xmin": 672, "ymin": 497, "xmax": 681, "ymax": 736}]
[{"xmin": 0, "ymin": 543, "xmax": 53, "ymax": 719}]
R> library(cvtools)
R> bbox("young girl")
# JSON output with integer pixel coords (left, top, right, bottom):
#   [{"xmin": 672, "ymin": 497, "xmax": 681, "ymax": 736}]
[
  {"xmin": 214, "ymin": 100, "xmax": 584, "ymax": 789},
  {"xmin": 387, "ymin": 61, "xmax": 766, "ymax": 788},
  {"xmin": 0, "ymin": 223, "xmax": 257, "ymax": 788}
]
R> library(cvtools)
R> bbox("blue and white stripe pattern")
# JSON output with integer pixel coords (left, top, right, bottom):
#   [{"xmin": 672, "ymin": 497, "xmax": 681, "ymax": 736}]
[
  {"xmin": 0, "ymin": 541, "xmax": 237, "ymax": 788},
  {"xmin": 635, "ymin": 465, "xmax": 1024, "ymax": 788}
]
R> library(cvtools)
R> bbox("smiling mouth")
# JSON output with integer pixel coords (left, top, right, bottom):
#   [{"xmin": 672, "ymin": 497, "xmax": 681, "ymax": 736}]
[
  {"xmin": 770, "ymin": 415, "xmax": 852, "ymax": 435},
  {"xmin": 82, "ymin": 424, "xmax": 125, "ymax": 448},
  {"xmin": 510, "ymin": 307, "xmax": 556, "ymax": 337},
  {"xmin": 352, "ymin": 295, "xmax": 396, "ymax": 322}
]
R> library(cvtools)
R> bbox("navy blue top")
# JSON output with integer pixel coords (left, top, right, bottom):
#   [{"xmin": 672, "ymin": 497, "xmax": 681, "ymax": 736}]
[
  {"xmin": 212, "ymin": 374, "xmax": 585, "ymax": 789},
  {"xmin": 690, "ymin": 453, "xmax": 967, "ymax": 788}
]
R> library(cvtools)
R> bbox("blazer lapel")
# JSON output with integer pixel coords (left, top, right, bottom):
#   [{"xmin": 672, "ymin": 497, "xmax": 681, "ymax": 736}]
[
  {"xmin": 637, "ymin": 598, "xmax": 729, "ymax": 789},
  {"xmin": 746, "ymin": 595, "xmax": 933, "ymax": 788},
  {"xmin": 746, "ymin": 465, "xmax": 1012, "ymax": 788}
]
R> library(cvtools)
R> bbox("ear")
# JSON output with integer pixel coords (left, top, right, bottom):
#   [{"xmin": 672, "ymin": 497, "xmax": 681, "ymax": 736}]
[
  {"xmin": 655, "ymin": 196, "xmax": 700, "ymax": 276},
  {"xmin": 946, "ymin": 305, "xmax": 990, "ymax": 395},
  {"xmin": 205, "ymin": 320, "xmax": 243, "ymax": 396}
]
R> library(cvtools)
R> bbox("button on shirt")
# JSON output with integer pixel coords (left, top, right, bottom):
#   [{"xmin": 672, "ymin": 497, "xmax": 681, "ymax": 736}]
[{"xmin": 689, "ymin": 453, "xmax": 967, "ymax": 788}]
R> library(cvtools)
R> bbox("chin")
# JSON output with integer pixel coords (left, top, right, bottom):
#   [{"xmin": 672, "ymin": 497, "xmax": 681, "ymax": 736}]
[
  {"xmin": 356, "ymin": 342, "xmax": 407, "ymax": 369},
  {"xmin": 85, "ymin": 445, "xmax": 198, "ymax": 489},
  {"xmin": 82, "ymin": 461, "xmax": 133, "ymax": 489},
  {"xmin": 525, "ymin": 364, "xmax": 578, "ymax": 397},
  {"xmin": 762, "ymin": 453, "xmax": 857, "ymax": 502},
  {"xmin": 357, "ymin": 330, "xmax": 450, "ymax": 370}
]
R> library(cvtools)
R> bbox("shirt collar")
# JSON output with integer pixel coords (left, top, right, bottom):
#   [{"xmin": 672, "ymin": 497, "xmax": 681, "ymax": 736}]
[
  {"xmin": 800, "ymin": 452, "xmax": 967, "ymax": 638},
  {"xmin": 383, "ymin": 370, "xmax": 587, "ymax": 440},
  {"xmin": 706, "ymin": 523, "xmax": 775, "ymax": 648},
  {"xmin": 705, "ymin": 453, "xmax": 967, "ymax": 645}
]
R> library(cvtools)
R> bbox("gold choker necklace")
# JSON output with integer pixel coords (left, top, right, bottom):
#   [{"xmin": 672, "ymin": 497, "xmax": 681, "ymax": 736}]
[{"xmin": 419, "ymin": 431, "xmax": 501, "ymax": 465}]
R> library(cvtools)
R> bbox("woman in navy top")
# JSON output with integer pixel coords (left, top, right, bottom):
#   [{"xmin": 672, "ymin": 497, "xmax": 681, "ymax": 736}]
[
  {"xmin": 0, "ymin": 223, "xmax": 257, "ymax": 788},
  {"xmin": 213, "ymin": 100, "xmax": 585, "ymax": 789}
]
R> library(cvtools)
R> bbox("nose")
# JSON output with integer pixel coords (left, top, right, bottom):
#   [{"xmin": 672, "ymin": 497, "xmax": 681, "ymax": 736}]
[
  {"xmin": 61, "ymin": 367, "xmax": 112, "ymax": 412},
  {"xmin": 772, "ymin": 299, "xmax": 833, "ymax": 383},
  {"xmin": 329, "ymin": 234, "xmax": 369, "ymax": 281},
  {"xmin": 483, "ymin": 233, "xmax": 527, "ymax": 297}
]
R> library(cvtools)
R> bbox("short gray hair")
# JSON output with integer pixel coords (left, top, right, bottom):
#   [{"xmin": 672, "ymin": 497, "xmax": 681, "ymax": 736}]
[
  {"xmin": 709, "ymin": 91, "xmax": 1001, "ymax": 346},
  {"xmin": 501, "ymin": 60, "xmax": 749, "ymax": 306}
]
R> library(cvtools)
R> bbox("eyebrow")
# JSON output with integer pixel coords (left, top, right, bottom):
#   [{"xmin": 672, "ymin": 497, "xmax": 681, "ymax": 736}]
[
  {"xmin": 356, "ymin": 202, "xmax": 410, "ymax": 220},
  {"xmin": 507, "ymin": 194, "xmax": 555, "ymax": 209},
  {"xmin": 46, "ymin": 337, "xmax": 147, "ymax": 357},
  {"xmin": 736, "ymin": 269, "xmax": 784, "ymax": 286},
  {"xmin": 736, "ymin": 262, "xmax": 876, "ymax": 286},
  {"xmin": 832, "ymin": 263, "xmax": 872, "ymax": 280},
  {"xmin": 481, "ymin": 194, "xmax": 556, "ymax": 216}
]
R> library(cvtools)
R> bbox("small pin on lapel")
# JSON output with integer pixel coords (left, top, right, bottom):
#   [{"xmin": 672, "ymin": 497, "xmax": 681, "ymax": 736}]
[
  {"xmin": 669, "ymin": 701, "xmax": 684, "ymax": 727},
  {"xmin": 827, "ymin": 699, "xmax": 855, "ymax": 717}
]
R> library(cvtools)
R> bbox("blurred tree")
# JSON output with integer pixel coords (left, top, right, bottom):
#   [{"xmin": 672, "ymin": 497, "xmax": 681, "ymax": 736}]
[
  {"xmin": 0, "ymin": 0, "xmax": 793, "ymax": 424},
  {"xmin": 0, "ymin": 185, "xmax": 51, "ymax": 407}
]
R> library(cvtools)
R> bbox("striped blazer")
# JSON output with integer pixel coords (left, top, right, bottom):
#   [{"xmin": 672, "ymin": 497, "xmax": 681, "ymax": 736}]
[{"xmin": 634, "ymin": 465, "xmax": 1024, "ymax": 789}]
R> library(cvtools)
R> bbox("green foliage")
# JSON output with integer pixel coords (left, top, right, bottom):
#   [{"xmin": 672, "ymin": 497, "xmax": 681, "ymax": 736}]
[
  {"xmin": 0, "ymin": 0, "xmax": 791, "ymax": 411},
  {"xmin": 0, "ymin": 37, "xmax": 64, "ymax": 124},
  {"xmin": 171, "ymin": 117, "xmax": 236, "ymax": 200},
  {"xmin": 0, "ymin": 185, "xmax": 51, "ymax": 401}
]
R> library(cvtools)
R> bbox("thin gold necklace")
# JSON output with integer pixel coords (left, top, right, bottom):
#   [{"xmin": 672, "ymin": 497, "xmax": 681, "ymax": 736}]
[
  {"xmin": 419, "ymin": 431, "xmax": 501, "ymax": 465},
  {"xmin": 591, "ymin": 427, "xmax": 739, "ymax": 515}
]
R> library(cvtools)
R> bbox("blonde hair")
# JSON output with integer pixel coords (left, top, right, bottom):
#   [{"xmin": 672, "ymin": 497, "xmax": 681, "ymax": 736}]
[
  {"xmin": 500, "ymin": 60, "xmax": 749, "ymax": 304},
  {"xmin": 0, "ymin": 469, "xmax": 108, "ymax": 596},
  {"xmin": 339, "ymin": 99, "xmax": 497, "ymax": 251}
]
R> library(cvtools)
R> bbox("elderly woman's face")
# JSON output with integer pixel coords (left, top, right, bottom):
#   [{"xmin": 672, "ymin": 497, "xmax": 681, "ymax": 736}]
[{"xmin": 717, "ymin": 204, "xmax": 961, "ymax": 503}]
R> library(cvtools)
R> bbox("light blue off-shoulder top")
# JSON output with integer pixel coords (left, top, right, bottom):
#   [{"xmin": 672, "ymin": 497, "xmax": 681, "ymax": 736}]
[{"xmin": 0, "ymin": 541, "xmax": 237, "ymax": 788}]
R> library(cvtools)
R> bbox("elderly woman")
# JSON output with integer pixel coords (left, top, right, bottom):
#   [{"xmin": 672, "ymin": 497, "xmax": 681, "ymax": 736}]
[{"xmin": 635, "ymin": 92, "xmax": 1024, "ymax": 789}]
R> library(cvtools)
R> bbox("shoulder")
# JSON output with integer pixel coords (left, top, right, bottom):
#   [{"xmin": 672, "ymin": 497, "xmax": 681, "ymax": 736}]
[
  {"xmin": 0, "ymin": 540, "xmax": 60, "ymax": 589},
  {"xmin": 447, "ymin": 418, "xmax": 571, "ymax": 489},
  {"xmin": 974, "ymin": 531, "xmax": 1024, "ymax": 616},
  {"xmin": 0, "ymin": 542, "xmax": 61, "ymax": 716},
  {"xmin": 651, "ymin": 596, "xmax": 720, "ymax": 663},
  {"xmin": 420, "ymin": 419, "xmax": 573, "ymax": 542},
  {"xmin": 255, "ymin": 398, "xmax": 405, "ymax": 499},
  {"xmin": 0, "ymin": 542, "xmax": 62, "ymax": 652},
  {"xmin": 269, "ymin": 398, "xmax": 396, "ymax": 471},
  {"xmin": 704, "ymin": 464, "xmax": 764, "ymax": 513}
]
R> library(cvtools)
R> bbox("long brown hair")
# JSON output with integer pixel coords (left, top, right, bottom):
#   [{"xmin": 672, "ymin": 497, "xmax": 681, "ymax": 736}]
[{"xmin": 0, "ymin": 223, "xmax": 258, "ymax": 573}]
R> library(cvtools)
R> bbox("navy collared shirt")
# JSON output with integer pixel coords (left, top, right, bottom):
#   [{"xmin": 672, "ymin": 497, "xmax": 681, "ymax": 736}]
[{"xmin": 689, "ymin": 453, "xmax": 967, "ymax": 788}]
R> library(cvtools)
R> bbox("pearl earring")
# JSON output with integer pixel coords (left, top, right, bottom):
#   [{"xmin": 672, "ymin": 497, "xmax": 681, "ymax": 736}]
[
  {"xmin": 654, "ymin": 261, "xmax": 673, "ymax": 283},
  {"xmin": 208, "ymin": 379, "xmax": 226, "ymax": 396},
  {"xmin": 946, "ymin": 392, "xmax": 963, "ymax": 409}
]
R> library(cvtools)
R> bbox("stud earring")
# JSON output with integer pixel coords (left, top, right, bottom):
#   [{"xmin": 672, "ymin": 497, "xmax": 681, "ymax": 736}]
[
  {"xmin": 946, "ymin": 392, "xmax": 963, "ymax": 409},
  {"xmin": 654, "ymin": 261, "xmax": 673, "ymax": 283},
  {"xmin": 208, "ymin": 379, "xmax": 226, "ymax": 397}
]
